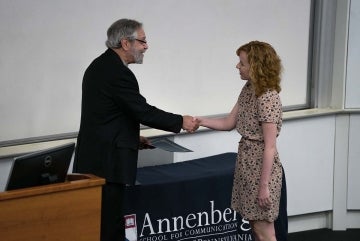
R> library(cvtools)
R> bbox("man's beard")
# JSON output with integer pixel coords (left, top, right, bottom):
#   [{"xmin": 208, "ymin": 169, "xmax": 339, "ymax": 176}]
[{"xmin": 130, "ymin": 47, "xmax": 144, "ymax": 64}]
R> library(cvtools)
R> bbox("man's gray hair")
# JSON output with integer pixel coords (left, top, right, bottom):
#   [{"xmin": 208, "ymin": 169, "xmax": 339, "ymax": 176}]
[{"xmin": 105, "ymin": 19, "xmax": 142, "ymax": 49}]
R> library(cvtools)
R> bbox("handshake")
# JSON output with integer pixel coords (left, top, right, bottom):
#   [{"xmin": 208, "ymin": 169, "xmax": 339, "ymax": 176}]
[
  {"xmin": 182, "ymin": 115, "xmax": 201, "ymax": 133},
  {"xmin": 139, "ymin": 115, "xmax": 202, "ymax": 150}
]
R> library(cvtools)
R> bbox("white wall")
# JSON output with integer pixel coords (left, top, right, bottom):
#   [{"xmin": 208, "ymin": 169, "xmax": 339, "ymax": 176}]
[{"xmin": 347, "ymin": 114, "xmax": 360, "ymax": 209}]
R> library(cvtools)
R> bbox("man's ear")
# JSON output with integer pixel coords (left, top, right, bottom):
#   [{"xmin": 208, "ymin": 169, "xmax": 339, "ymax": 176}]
[{"xmin": 120, "ymin": 38, "xmax": 131, "ymax": 51}]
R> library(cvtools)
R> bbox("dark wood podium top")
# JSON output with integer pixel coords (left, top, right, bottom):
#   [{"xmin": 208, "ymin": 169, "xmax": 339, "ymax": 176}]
[{"xmin": 0, "ymin": 173, "xmax": 105, "ymax": 200}]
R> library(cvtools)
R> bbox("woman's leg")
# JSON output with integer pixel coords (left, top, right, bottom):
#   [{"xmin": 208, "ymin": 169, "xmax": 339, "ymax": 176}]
[{"xmin": 251, "ymin": 220, "xmax": 277, "ymax": 241}]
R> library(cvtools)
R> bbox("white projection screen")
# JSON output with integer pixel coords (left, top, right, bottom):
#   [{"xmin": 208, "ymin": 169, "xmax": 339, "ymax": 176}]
[{"xmin": 0, "ymin": 0, "xmax": 312, "ymax": 143}]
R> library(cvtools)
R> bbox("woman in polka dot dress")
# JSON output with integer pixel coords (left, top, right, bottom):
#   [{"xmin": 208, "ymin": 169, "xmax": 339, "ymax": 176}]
[{"xmin": 197, "ymin": 41, "xmax": 283, "ymax": 241}]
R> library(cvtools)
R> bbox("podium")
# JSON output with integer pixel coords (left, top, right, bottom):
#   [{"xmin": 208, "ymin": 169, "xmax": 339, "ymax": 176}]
[{"xmin": 0, "ymin": 174, "xmax": 105, "ymax": 241}]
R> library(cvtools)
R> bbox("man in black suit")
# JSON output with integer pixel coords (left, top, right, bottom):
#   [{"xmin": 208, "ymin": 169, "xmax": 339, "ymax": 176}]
[{"xmin": 73, "ymin": 19, "xmax": 198, "ymax": 241}]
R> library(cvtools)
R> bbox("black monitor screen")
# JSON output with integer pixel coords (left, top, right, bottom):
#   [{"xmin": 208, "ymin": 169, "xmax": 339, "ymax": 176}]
[{"xmin": 5, "ymin": 142, "xmax": 75, "ymax": 191}]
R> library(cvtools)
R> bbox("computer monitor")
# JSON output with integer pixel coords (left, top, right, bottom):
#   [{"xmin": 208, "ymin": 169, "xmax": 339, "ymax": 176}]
[{"xmin": 5, "ymin": 142, "xmax": 75, "ymax": 191}]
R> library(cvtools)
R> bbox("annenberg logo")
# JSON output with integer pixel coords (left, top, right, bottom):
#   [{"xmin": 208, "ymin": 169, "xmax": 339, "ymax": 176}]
[
  {"xmin": 125, "ymin": 201, "xmax": 252, "ymax": 241},
  {"xmin": 125, "ymin": 214, "xmax": 138, "ymax": 241}
]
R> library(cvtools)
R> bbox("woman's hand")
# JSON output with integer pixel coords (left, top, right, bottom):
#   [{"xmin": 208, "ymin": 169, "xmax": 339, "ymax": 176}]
[{"xmin": 258, "ymin": 184, "xmax": 272, "ymax": 209}]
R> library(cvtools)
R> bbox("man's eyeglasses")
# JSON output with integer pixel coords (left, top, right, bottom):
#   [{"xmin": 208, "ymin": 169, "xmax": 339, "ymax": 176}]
[{"xmin": 134, "ymin": 38, "xmax": 147, "ymax": 45}]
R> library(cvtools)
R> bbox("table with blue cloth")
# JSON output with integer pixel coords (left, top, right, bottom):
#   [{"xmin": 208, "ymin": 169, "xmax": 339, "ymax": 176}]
[{"xmin": 124, "ymin": 152, "xmax": 288, "ymax": 241}]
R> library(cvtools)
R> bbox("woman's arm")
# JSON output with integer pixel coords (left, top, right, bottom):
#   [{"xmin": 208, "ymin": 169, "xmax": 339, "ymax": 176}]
[
  {"xmin": 196, "ymin": 102, "xmax": 239, "ymax": 131},
  {"xmin": 258, "ymin": 122, "xmax": 278, "ymax": 209}
]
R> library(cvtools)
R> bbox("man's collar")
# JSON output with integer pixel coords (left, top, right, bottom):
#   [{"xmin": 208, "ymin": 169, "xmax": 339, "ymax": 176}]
[{"xmin": 109, "ymin": 48, "xmax": 128, "ymax": 66}]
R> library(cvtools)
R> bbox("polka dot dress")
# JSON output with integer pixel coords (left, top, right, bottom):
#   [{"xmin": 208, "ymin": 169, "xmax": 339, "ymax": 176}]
[{"xmin": 231, "ymin": 81, "xmax": 283, "ymax": 222}]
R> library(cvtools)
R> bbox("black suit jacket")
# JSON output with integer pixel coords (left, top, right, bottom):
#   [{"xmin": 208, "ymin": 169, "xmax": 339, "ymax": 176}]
[{"xmin": 73, "ymin": 49, "xmax": 183, "ymax": 184}]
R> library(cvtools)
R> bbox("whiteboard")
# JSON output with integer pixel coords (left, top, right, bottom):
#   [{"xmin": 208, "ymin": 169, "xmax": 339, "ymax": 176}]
[
  {"xmin": 0, "ymin": 0, "xmax": 311, "ymax": 142},
  {"xmin": 345, "ymin": 0, "xmax": 360, "ymax": 108}
]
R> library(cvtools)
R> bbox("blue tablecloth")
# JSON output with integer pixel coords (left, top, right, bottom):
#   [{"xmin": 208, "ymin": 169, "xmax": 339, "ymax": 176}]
[{"xmin": 124, "ymin": 152, "xmax": 288, "ymax": 241}]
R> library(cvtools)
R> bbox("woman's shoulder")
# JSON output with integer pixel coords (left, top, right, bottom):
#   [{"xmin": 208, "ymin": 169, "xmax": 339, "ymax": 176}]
[
  {"xmin": 259, "ymin": 89, "xmax": 280, "ymax": 99},
  {"xmin": 257, "ymin": 89, "xmax": 282, "ymax": 108}
]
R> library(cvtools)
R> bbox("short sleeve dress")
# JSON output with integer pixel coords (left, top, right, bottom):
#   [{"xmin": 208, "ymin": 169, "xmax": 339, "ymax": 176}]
[{"xmin": 231, "ymin": 81, "xmax": 283, "ymax": 222}]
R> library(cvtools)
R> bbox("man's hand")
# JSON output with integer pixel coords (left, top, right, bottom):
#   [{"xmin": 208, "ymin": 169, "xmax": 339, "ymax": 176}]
[
  {"xmin": 139, "ymin": 136, "xmax": 154, "ymax": 150},
  {"xmin": 182, "ymin": 115, "xmax": 200, "ymax": 133}
]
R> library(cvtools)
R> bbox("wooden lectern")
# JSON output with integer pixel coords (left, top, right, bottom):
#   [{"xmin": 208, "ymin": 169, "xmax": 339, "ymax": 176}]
[{"xmin": 0, "ymin": 174, "xmax": 105, "ymax": 241}]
